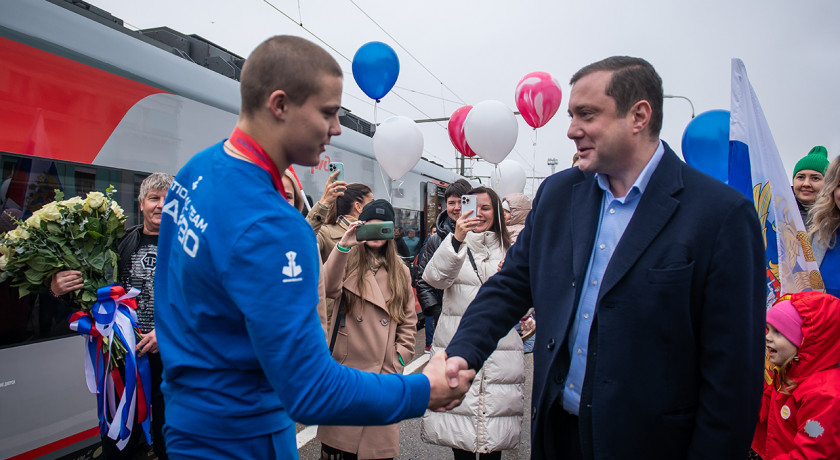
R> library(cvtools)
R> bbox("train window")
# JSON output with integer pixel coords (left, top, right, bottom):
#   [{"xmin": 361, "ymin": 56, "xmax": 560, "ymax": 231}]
[
  {"xmin": 74, "ymin": 166, "xmax": 97, "ymax": 196},
  {"xmin": 0, "ymin": 153, "xmax": 153, "ymax": 348},
  {"xmin": 133, "ymin": 173, "xmax": 149, "ymax": 226}
]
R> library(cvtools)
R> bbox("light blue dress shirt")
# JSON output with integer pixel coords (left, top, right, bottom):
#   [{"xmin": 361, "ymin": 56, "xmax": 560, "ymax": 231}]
[{"xmin": 562, "ymin": 142, "xmax": 665, "ymax": 414}]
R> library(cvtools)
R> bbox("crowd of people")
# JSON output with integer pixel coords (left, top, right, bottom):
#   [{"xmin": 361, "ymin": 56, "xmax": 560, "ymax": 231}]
[{"xmin": 31, "ymin": 35, "xmax": 840, "ymax": 460}]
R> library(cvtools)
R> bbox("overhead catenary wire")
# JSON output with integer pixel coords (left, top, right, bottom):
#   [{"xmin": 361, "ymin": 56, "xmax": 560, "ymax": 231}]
[
  {"xmin": 262, "ymin": 0, "xmax": 352, "ymax": 62},
  {"xmin": 347, "ymin": 0, "xmax": 466, "ymax": 106},
  {"xmin": 260, "ymin": 0, "xmax": 531, "ymax": 175}
]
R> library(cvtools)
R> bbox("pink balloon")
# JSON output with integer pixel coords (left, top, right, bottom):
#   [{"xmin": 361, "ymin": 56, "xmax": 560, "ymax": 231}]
[
  {"xmin": 514, "ymin": 71, "xmax": 563, "ymax": 129},
  {"xmin": 447, "ymin": 105, "xmax": 476, "ymax": 157}
]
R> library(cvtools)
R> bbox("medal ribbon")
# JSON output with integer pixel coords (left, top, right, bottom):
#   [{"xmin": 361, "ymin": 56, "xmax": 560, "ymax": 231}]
[{"xmin": 229, "ymin": 127, "xmax": 286, "ymax": 194}]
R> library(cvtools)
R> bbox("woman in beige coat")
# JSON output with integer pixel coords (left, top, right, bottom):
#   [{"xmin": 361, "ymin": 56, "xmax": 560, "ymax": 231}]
[
  {"xmin": 317, "ymin": 199, "xmax": 417, "ymax": 460},
  {"xmin": 421, "ymin": 187, "xmax": 525, "ymax": 460}
]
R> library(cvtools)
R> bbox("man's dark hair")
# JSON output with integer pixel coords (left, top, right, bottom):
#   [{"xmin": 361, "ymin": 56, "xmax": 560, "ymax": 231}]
[
  {"xmin": 328, "ymin": 183, "xmax": 372, "ymax": 224},
  {"xmin": 240, "ymin": 36, "xmax": 343, "ymax": 117},
  {"xmin": 444, "ymin": 179, "xmax": 472, "ymax": 200},
  {"xmin": 570, "ymin": 56, "xmax": 663, "ymax": 137}
]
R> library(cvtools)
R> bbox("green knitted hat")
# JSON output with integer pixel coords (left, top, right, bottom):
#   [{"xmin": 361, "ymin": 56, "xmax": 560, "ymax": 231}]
[{"xmin": 793, "ymin": 146, "xmax": 829, "ymax": 179}]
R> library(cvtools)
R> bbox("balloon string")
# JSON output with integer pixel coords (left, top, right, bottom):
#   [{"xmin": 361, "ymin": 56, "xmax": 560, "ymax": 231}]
[
  {"xmin": 379, "ymin": 164, "xmax": 392, "ymax": 203},
  {"xmin": 374, "ymin": 102, "xmax": 379, "ymax": 126},
  {"xmin": 494, "ymin": 164, "xmax": 503, "ymax": 237},
  {"xmin": 532, "ymin": 128, "xmax": 538, "ymax": 195}
]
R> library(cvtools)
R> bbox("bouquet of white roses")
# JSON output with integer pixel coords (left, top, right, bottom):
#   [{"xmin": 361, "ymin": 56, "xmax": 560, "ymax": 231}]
[
  {"xmin": 0, "ymin": 186, "xmax": 126, "ymax": 307},
  {"xmin": 0, "ymin": 186, "xmax": 152, "ymax": 445}
]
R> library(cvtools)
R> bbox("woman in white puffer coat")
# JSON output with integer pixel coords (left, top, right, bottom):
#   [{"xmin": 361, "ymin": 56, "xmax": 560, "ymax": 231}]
[{"xmin": 420, "ymin": 186, "xmax": 525, "ymax": 460}]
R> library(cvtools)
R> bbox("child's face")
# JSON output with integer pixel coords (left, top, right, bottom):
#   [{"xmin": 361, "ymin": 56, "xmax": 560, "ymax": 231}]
[{"xmin": 766, "ymin": 324, "xmax": 798, "ymax": 365}]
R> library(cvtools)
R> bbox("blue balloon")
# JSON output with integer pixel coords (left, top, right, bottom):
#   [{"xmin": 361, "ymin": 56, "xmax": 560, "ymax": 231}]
[
  {"xmin": 681, "ymin": 109, "xmax": 730, "ymax": 183},
  {"xmin": 352, "ymin": 41, "xmax": 399, "ymax": 101}
]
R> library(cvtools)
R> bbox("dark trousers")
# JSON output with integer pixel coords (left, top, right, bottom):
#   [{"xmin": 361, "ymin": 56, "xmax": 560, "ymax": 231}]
[
  {"xmin": 102, "ymin": 351, "xmax": 167, "ymax": 459},
  {"xmin": 452, "ymin": 448, "xmax": 502, "ymax": 460},
  {"xmin": 321, "ymin": 443, "xmax": 392, "ymax": 460},
  {"xmin": 149, "ymin": 352, "xmax": 168, "ymax": 460},
  {"xmin": 544, "ymin": 400, "xmax": 583, "ymax": 460}
]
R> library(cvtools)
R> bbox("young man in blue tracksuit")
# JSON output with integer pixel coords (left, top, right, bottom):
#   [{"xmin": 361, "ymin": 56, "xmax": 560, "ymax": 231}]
[{"xmin": 154, "ymin": 36, "xmax": 474, "ymax": 459}]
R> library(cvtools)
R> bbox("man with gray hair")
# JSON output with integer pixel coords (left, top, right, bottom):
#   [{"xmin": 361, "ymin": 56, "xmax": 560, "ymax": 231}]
[{"xmin": 51, "ymin": 172, "xmax": 174, "ymax": 459}]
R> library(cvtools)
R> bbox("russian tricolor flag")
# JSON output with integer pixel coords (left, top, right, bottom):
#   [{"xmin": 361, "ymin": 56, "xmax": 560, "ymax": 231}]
[{"xmin": 728, "ymin": 58, "xmax": 824, "ymax": 309}]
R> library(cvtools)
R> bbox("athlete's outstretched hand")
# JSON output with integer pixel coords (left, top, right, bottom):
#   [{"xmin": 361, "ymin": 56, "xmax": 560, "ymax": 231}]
[{"xmin": 424, "ymin": 351, "xmax": 474, "ymax": 411}]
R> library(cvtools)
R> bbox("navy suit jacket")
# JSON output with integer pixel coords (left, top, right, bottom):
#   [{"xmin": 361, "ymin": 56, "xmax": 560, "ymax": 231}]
[{"xmin": 447, "ymin": 143, "xmax": 766, "ymax": 460}]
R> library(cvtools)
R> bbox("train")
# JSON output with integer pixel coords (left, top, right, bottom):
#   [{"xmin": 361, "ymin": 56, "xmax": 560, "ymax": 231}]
[{"xmin": 0, "ymin": 1, "xmax": 462, "ymax": 458}]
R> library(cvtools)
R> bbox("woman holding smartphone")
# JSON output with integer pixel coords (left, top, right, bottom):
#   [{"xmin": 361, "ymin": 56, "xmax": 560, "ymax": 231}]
[
  {"xmin": 420, "ymin": 187, "xmax": 524, "ymax": 460},
  {"xmin": 317, "ymin": 199, "xmax": 417, "ymax": 460}
]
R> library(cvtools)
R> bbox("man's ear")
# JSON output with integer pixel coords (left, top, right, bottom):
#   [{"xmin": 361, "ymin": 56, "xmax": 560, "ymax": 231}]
[
  {"xmin": 629, "ymin": 100, "xmax": 652, "ymax": 135},
  {"xmin": 267, "ymin": 89, "xmax": 289, "ymax": 120}
]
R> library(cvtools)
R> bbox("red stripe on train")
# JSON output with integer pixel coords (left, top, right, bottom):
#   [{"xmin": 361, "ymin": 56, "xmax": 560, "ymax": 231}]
[
  {"xmin": 7, "ymin": 427, "xmax": 99, "ymax": 460},
  {"xmin": 0, "ymin": 35, "xmax": 166, "ymax": 164}
]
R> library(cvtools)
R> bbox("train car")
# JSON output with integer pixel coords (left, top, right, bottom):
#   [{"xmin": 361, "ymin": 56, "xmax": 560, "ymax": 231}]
[{"xmin": 0, "ymin": 1, "xmax": 460, "ymax": 458}]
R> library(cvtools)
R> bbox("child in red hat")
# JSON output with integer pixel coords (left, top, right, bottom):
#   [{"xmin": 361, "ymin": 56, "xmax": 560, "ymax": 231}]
[{"xmin": 751, "ymin": 291, "xmax": 840, "ymax": 459}]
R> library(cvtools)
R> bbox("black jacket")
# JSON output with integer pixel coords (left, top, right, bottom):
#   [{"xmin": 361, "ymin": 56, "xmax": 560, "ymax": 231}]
[
  {"xmin": 446, "ymin": 145, "xmax": 765, "ymax": 459},
  {"xmin": 414, "ymin": 211, "xmax": 455, "ymax": 316},
  {"xmin": 118, "ymin": 224, "xmax": 144, "ymax": 276}
]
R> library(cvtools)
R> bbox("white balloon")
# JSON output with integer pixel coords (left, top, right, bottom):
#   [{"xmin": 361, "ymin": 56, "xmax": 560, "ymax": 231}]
[
  {"xmin": 490, "ymin": 159, "xmax": 527, "ymax": 197},
  {"xmin": 373, "ymin": 115, "xmax": 424, "ymax": 180},
  {"xmin": 463, "ymin": 100, "xmax": 518, "ymax": 164}
]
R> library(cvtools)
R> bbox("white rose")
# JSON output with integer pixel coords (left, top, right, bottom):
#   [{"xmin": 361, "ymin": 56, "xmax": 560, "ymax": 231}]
[
  {"xmin": 25, "ymin": 213, "xmax": 41, "ymax": 229},
  {"xmin": 66, "ymin": 196, "xmax": 84, "ymax": 208},
  {"xmin": 38, "ymin": 202, "xmax": 62, "ymax": 222},
  {"xmin": 84, "ymin": 192, "xmax": 106, "ymax": 212},
  {"xmin": 6, "ymin": 226, "xmax": 30, "ymax": 242},
  {"xmin": 0, "ymin": 245, "xmax": 11, "ymax": 257},
  {"xmin": 0, "ymin": 254, "xmax": 7, "ymax": 271},
  {"xmin": 110, "ymin": 201, "xmax": 125, "ymax": 219}
]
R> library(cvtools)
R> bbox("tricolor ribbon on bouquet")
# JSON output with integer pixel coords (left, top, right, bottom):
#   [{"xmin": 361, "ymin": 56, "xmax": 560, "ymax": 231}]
[{"xmin": 68, "ymin": 285, "xmax": 151, "ymax": 450}]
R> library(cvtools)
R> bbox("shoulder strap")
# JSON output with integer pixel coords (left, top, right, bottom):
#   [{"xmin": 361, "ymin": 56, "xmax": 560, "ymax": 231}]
[
  {"xmin": 328, "ymin": 294, "xmax": 346, "ymax": 353},
  {"xmin": 466, "ymin": 248, "xmax": 483, "ymax": 284}
]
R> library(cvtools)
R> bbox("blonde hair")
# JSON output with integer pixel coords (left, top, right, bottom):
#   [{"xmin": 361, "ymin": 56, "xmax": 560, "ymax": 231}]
[
  {"xmin": 808, "ymin": 155, "xmax": 840, "ymax": 248},
  {"xmin": 775, "ymin": 354, "xmax": 801, "ymax": 395},
  {"xmin": 341, "ymin": 238, "xmax": 410, "ymax": 324}
]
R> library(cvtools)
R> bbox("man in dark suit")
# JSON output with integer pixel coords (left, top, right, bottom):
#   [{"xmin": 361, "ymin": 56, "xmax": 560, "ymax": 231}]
[{"xmin": 444, "ymin": 57, "xmax": 766, "ymax": 459}]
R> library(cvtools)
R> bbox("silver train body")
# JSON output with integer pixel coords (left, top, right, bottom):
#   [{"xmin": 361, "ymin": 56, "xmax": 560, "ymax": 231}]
[{"xmin": 0, "ymin": 1, "xmax": 459, "ymax": 457}]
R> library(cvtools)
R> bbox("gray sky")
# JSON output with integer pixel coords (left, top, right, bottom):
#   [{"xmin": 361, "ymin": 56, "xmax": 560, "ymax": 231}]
[{"xmin": 90, "ymin": 0, "xmax": 840, "ymax": 194}]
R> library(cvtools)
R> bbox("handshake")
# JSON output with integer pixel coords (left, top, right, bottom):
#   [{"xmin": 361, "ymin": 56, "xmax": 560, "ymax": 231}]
[{"xmin": 422, "ymin": 351, "xmax": 475, "ymax": 411}]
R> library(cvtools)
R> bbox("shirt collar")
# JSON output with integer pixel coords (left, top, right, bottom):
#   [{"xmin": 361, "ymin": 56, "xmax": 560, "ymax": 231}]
[{"xmin": 595, "ymin": 140, "xmax": 665, "ymax": 202}]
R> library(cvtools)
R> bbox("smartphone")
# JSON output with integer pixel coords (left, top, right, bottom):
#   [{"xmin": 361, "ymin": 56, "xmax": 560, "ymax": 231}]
[
  {"xmin": 328, "ymin": 162, "xmax": 344, "ymax": 182},
  {"xmin": 356, "ymin": 221, "xmax": 394, "ymax": 241},
  {"xmin": 461, "ymin": 194, "xmax": 477, "ymax": 218}
]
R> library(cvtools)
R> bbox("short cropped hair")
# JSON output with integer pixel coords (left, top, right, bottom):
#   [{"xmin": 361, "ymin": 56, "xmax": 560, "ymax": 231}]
[
  {"xmin": 444, "ymin": 179, "xmax": 472, "ymax": 200},
  {"xmin": 570, "ymin": 56, "xmax": 663, "ymax": 137},
  {"xmin": 139, "ymin": 173, "xmax": 173, "ymax": 201},
  {"xmin": 240, "ymin": 36, "xmax": 343, "ymax": 117}
]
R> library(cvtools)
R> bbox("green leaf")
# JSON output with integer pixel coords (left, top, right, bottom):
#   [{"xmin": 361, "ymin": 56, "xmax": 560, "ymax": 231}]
[
  {"xmin": 54, "ymin": 189, "xmax": 64, "ymax": 201},
  {"xmin": 18, "ymin": 284, "xmax": 30, "ymax": 298},
  {"xmin": 24, "ymin": 267, "xmax": 43, "ymax": 283},
  {"xmin": 88, "ymin": 250, "xmax": 106, "ymax": 271},
  {"xmin": 27, "ymin": 256, "xmax": 50, "ymax": 272},
  {"xmin": 87, "ymin": 219, "xmax": 101, "ymax": 233},
  {"xmin": 62, "ymin": 251, "xmax": 81, "ymax": 269}
]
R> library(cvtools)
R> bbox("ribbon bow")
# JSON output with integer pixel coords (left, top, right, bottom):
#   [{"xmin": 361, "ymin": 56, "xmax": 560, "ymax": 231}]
[{"xmin": 68, "ymin": 285, "xmax": 151, "ymax": 450}]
